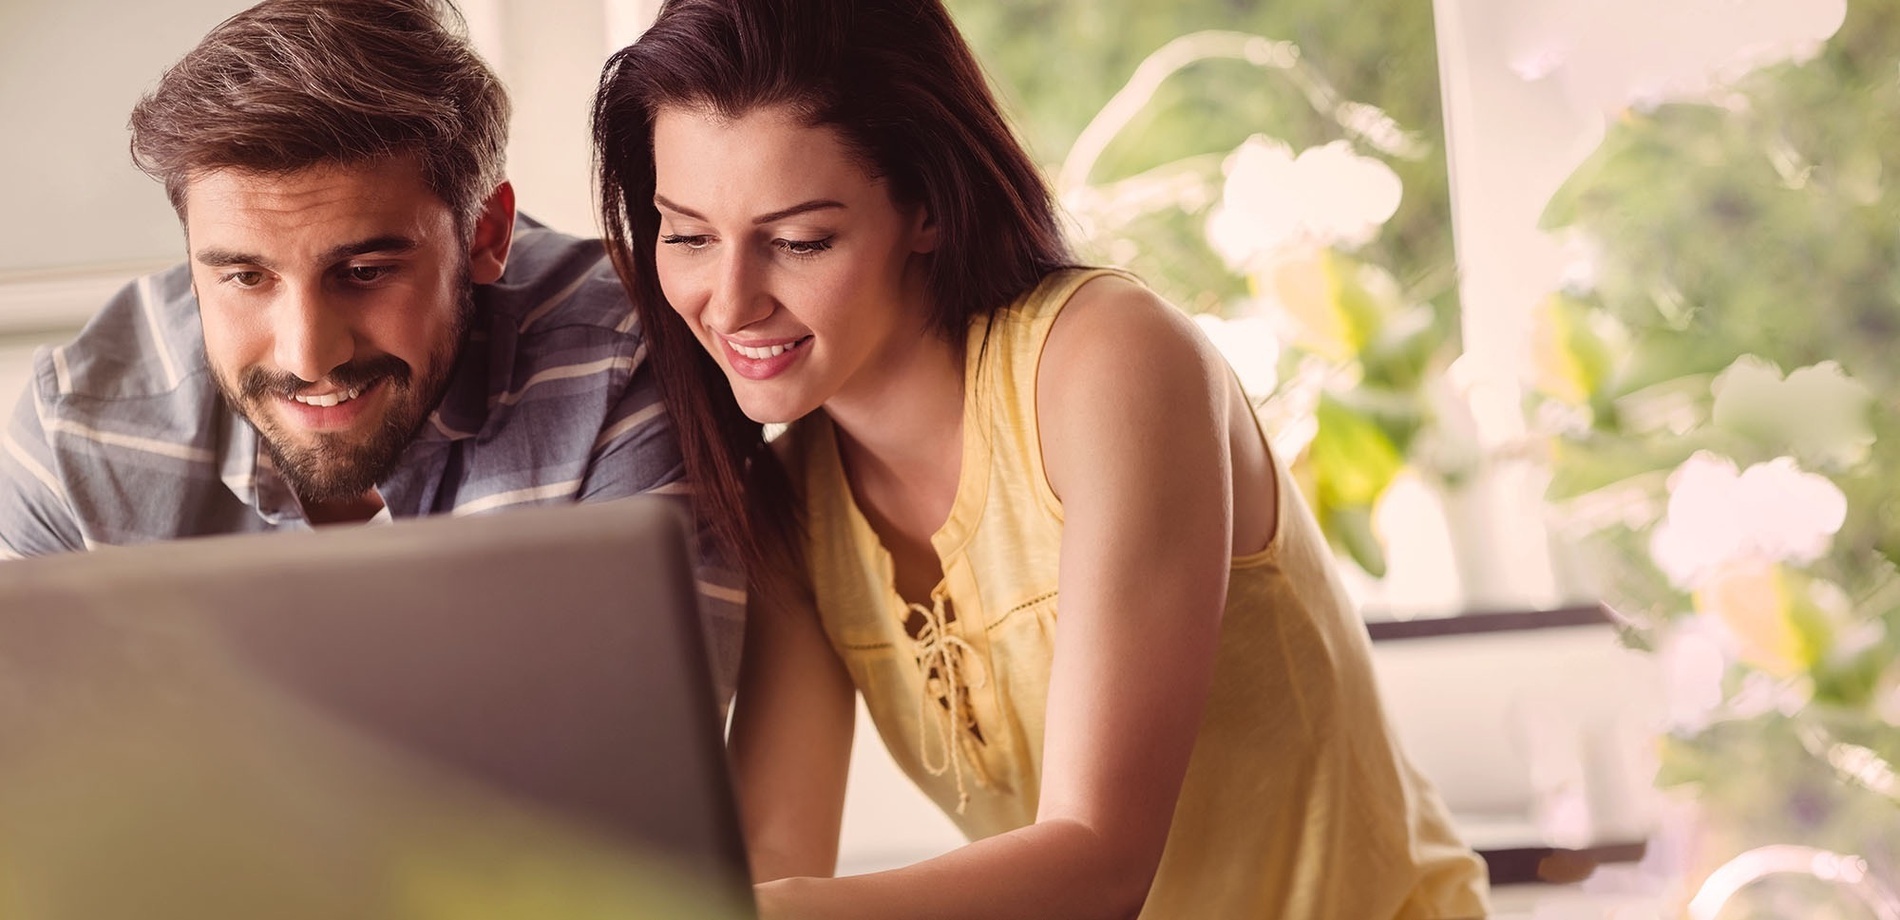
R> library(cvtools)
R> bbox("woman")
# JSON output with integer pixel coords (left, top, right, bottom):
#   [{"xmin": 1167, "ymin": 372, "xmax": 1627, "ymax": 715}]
[{"xmin": 594, "ymin": 1, "xmax": 1490, "ymax": 917}]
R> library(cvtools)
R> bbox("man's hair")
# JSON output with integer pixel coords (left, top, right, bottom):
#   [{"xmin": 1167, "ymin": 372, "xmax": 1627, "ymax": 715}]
[{"xmin": 129, "ymin": 0, "xmax": 509, "ymax": 231}]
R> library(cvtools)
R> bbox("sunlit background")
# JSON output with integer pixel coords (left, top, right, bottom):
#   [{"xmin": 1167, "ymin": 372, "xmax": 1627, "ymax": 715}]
[{"xmin": 5, "ymin": 0, "xmax": 1898, "ymax": 916}]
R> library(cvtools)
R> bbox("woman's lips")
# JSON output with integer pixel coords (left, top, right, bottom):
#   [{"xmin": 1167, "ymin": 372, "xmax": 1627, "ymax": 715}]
[{"xmin": 721, "ymin": 335, "xmax": 812, "ymax": 380}]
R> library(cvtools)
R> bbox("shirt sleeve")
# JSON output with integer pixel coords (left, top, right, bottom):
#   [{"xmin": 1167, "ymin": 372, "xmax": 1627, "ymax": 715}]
[
  {"xmin": 579, "ymin": 354, "xmax": 748, "ymax": 719},
  {"xmin": 0, "ymin": 357, "xmax": 84, "ymax": 559}
]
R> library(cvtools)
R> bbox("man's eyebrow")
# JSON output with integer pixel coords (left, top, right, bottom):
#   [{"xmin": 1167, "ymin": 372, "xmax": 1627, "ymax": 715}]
[
  {"xmin": 193, "ymin": 247, "xmax": 272, "ymax": 270},
  {"xmin": 320, "ymin": 235, "xmax": 419, "ymax": 263},
  {"xmin": 191, "ymin": 235, "xmax": 419, "ymax": 271},
  {"xmin": 652, "ymin": 195, "xmax": 846, "ymax": 226}
]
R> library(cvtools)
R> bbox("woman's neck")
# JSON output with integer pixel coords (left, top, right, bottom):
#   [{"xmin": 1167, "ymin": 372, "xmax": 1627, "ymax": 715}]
[
  {"xmin": 825, "ymin": 324, "xmax": 965, "ymax": 478},
  {"xmin": 825, "ymin": 321, "xmax": 967, "ymax": 540}
]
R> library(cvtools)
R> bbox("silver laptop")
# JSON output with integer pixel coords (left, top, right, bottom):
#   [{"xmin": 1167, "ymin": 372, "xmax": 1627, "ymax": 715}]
[{"xmin": 0, "ymin": 498, "xmax": 754, "ymax": 919}]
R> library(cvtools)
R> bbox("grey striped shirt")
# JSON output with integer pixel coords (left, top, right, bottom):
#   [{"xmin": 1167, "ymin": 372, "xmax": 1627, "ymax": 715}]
[{"xmin": 0, "ymin": 219, "xmax": 744, "ymax": 704}]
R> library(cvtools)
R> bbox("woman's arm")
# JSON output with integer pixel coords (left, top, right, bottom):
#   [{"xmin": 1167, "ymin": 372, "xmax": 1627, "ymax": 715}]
[
  {"xmin": 728, "ymin": 573, "xmax": 858, "ymax": 882},
  {"xmin": 756, "ymin": 276, "xmax": 1237, "ymax": 919}
]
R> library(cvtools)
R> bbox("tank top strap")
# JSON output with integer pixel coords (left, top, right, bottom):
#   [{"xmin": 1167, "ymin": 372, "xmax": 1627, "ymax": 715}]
[{"xmin": 964, "ymin": 267, "xmax": 1141, "ymax": 523}]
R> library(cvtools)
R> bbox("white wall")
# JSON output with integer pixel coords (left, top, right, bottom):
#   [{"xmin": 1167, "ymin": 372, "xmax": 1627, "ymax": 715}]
[
  {"xmin": 465, "ymin": 0, "xmax": 662, "ymax": 238},
  {"xmin": 0, "ymin": 0, "xmax": 243, "ymax": 276},
  {"xmin": 0, "ymin": 0, "xmax": 240, "ymax": 404}
]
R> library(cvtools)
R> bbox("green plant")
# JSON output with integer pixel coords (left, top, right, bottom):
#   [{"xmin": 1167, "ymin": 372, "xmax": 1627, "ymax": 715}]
[
  {"xmin": 948, "ymin": 4, "xmax": 1465, "ymax": 578},
  {"xmin": 1533, "ymin": 2, "xmax": 1900, "ymax": 907}
]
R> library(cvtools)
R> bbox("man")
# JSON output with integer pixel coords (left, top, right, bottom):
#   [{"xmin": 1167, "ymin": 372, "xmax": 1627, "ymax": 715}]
[{"xmin": 0, "ymin": 0, "xmax": 741, "ymax": 699}]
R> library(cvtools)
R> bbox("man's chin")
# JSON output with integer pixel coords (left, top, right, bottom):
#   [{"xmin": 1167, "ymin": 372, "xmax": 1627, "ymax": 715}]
[{"xmin": 251, "ymin": 407, "xmax": 411, "ymax": 505}]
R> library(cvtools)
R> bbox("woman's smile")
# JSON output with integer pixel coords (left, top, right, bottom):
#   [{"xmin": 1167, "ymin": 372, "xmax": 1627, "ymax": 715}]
[{"xmin": 719, "ymin": 333, "xmax": 814, "ymax": 380}]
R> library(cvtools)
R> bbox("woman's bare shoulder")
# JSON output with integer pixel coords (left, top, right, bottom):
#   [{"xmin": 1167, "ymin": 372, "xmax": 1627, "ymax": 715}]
[{"xmin": 1040, "ymin": 273, "xmax": 1224, "ymax": 412}]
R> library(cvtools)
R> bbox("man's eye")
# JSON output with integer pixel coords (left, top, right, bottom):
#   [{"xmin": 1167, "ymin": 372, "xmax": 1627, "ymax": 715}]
[
  {"xmin": 347, "ymin": 265, "xmax": 393, "ymax": 283},
  {"xmin": 660, "ymin": 234, "xmax": 712, "ymax": 250},
  {"xmin": 222, "ymin": 271, "xmax": 264, "ymax": 288}
]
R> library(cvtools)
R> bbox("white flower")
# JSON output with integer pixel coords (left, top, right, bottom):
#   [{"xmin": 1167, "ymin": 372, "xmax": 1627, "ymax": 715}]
[
  {"xmin": 1206, "ymin": 137, "xmax": 1402, "ymax": 273},
  {"xmin": 1656, "ymin": 616, "xmax": 1735, "ymax": 733},
  {"xmin": 1505, "ymin": 0, "xmax": 1848, "ymax": 114},
  {"xmin": 1192, "ymin": 312, "xmax": 1280, "ymax": 397},
  {"xmin": 1648, "ymin": 452, "xmax": 1846, "ymax": 590}
]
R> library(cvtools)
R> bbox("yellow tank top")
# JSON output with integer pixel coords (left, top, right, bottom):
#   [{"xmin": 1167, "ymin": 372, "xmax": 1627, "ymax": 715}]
[{"xmin": 780, "ymin": 269, "xmax": 1490, "ymax": 918}]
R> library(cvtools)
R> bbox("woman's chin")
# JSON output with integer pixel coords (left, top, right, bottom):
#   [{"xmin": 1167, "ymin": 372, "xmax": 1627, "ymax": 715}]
[{"xmin": 733, "ymin": 392, "xmax": 813, "ymax": 428}]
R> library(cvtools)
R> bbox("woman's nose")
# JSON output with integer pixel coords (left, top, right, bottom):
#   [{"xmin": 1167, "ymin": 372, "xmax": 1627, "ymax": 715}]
[{"xmin": 699, "ymin": 248, "xmax": 774, "ymax": 336}]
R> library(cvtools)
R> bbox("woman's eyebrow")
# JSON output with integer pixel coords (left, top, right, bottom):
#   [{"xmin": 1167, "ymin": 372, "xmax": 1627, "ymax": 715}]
[{"xmin": 652, "ymin": 194, "xmax": 846, "ymax": 225}]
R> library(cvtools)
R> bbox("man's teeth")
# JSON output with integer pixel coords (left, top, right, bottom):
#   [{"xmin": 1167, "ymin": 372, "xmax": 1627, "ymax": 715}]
[
  {"xmin": 732, "ymin": 340, "xmax": 799, "ymax": 360},
  {"xmin": 291, "ymin": 387, "xmax": 362, "ymax": 408}
]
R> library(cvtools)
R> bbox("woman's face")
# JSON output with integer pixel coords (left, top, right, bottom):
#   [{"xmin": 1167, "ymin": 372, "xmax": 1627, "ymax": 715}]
[{"xmin": 650, "ymin": 104, "xmax": 938, "ymax": 424}]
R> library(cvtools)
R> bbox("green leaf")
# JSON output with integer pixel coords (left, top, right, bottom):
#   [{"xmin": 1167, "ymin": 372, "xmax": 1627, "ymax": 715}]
[
  {"xmin": 1538, "ymin": 115, "xmax": 1658, "ymax": 231},
  {"xmin": 1809, "ymin": 642, "xmax": 1891, "ymax": 708},
  {"xmin": 1605, "ymin": 374, "xmax": 1714, "ymax": 439},
  {"xmin": 1327, "ymin": 505, "xmax": 1388, "ymax": 578},
  {"xmin": 1358, "ymin": 302, "xmax": 1444, "ymax": 393},
  {"xmin": 1329, "ymin": 252, "xmax": 1402, "ymax": 355},
  {"xmin": 1327, "ymin": 385, "xmax": 1425, "ymax": 458},
  {"xmin": 1269, "ymin": 250, "xmax": 1398, "ymax": 360},
  {"xmin": 1531, "ymin": 293, "xmax": 1620, "ymax": 406},
  {"xmin": 1544, "ymin": 434, "xmax": 1702, "ymax": 504},
  {"xmin": 1710, "ymin": 357, "xmax": 1875, "ymax": 471},
  {"xmin": 1309, "ymin": 394, "xmax": 1404, "ymax": 509},
  {"xmin": 1653, "ymin": 734, "xmax": 1708, "ymax": 789}
]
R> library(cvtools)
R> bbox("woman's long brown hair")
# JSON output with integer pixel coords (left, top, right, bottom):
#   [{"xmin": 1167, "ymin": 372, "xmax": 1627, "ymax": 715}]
[{"xmin": 593, "ymin": 0, "xmax": 1073, "ymax": 592}]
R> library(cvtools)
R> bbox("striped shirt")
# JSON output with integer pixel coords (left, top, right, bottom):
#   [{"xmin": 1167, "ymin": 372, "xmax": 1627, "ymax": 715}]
[{"xmin": 0, "ymin": 218, "xmax": 744, "ymax": 705}]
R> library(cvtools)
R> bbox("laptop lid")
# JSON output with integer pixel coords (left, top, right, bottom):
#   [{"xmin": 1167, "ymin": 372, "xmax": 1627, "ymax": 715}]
[{"xmin": 0, "ymin": 498, "xmax": 754, "ymax": 919}]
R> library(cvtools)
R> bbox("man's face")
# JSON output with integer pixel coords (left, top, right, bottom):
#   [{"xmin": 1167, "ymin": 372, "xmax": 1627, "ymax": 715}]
[{"xmin": 184, "ymin": 157, "xmax": 494, "ymax": 505}]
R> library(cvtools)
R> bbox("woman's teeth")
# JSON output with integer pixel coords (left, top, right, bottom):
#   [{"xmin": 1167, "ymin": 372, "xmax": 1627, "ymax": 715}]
[
  {"xmin": 733, "ymin": 340, "xmax": 800, "ymax": 360},
  {"xmin": 291, "ymin": 387, "xmax": 363, "ymax": 408}
]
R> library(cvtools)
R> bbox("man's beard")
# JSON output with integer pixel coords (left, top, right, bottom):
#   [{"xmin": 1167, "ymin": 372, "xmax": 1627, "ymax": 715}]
[{"xmin": 215, "ymin": 284, "xmax": 472, "ymax": 507}]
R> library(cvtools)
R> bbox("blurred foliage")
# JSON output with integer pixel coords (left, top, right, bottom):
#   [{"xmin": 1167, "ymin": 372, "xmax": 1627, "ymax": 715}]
[
  {"xmin": 945, "ymin": 0, "xmax": 1456, "ymax": 328},
  {"xmin": 1532, "ymin": 0, "xmax": 1900, "ymax": 903},
  {"xmin": 946, "ymin": 0, "xmax": 1462, "ymax": 579},
  {"xmin": 1656, "ymin": 708, "xmax": 1899, "ymax": 918},
  {"xmin": 1539, "ymin": 0, "xmax": 1900, "ymax": 596}
]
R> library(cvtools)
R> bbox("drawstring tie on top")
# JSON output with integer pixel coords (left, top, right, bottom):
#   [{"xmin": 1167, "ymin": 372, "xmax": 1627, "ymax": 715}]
[{"xmin": 907, "ymin": 591, "xmax": 989, "ymax": 814}]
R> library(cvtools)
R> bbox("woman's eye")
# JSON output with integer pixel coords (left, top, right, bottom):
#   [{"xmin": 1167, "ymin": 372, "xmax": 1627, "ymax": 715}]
[
  {"xmin": 775, "ymin": 237, "xmax": 834, "ymax": 257},
  {"xmin": 660, "ymin": 234, "xmax": 713, "ymax": 250}
]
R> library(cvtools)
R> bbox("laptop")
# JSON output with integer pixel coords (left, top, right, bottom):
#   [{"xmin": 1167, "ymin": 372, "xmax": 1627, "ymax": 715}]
[{"xmin": 0, "ymin": 498, "xmax": 754, "ymax": 919}]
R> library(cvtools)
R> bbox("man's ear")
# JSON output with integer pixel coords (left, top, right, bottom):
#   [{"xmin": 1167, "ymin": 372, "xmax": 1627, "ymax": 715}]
[{"xmin": 467, "ymin": 181, "xmax": 516, "ymax": 285}]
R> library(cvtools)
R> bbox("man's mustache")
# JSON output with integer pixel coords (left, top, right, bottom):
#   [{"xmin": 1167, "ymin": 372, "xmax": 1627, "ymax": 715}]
[{"xmin": 238, "ymin": 354, "xmax": 412, "ymax": 401}]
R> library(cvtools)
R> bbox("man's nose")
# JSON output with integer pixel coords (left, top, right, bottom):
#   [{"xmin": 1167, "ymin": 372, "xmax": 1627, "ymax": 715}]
[{"xmin": 271, "ymin": 284, "xmax": 353, "ymax": 384}]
